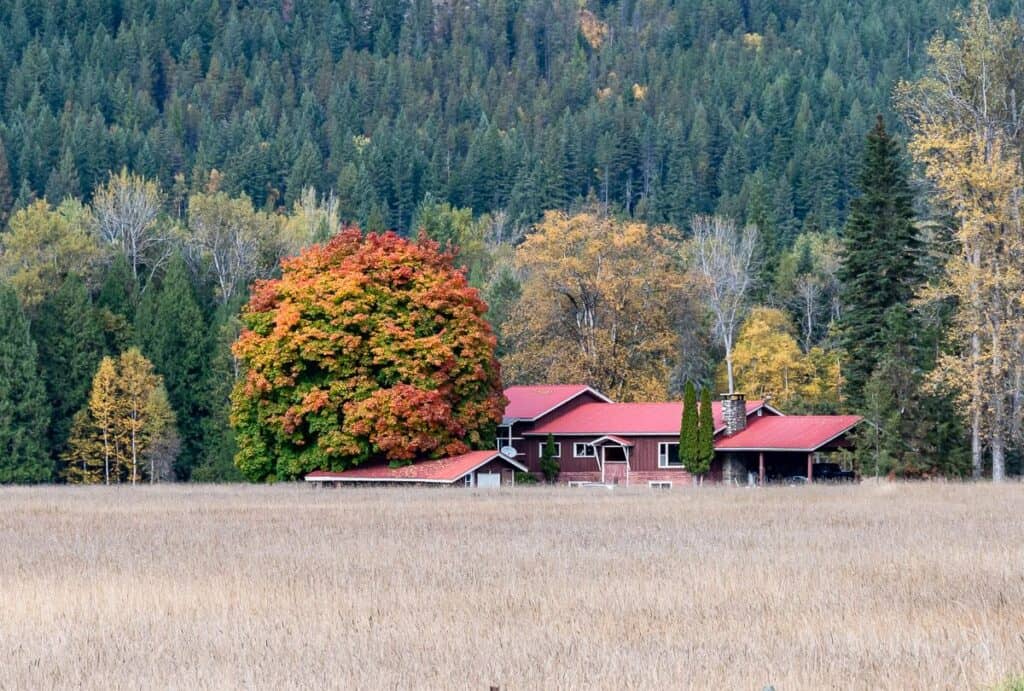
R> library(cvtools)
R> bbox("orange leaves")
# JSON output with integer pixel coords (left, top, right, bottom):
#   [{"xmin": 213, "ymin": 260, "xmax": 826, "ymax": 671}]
[{"xmin": 231, "ymin": 227, "xmax": 504, "ymax": 481}]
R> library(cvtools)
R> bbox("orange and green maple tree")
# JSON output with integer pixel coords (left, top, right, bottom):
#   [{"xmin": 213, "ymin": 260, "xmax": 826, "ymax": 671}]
[{"xmin": 230, "ymin": 228, "xmax": 505, "ymax": 481}]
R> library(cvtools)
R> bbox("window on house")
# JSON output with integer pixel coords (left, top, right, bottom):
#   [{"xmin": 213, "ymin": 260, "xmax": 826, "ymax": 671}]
[
  {"xmin": 658, "ymin": 442, "xmax": 683, "ymax": 468},
  {"xmin": 574, "ymin": 443, "xmax": 596, "ymax": 458},
  {"xmin": 538, "ymin": 442, "xmax": 561, "ymax": 458},
  {"xmin": 464, "ymin": 474, "xmax": 474, "ymax": 487},
  {"xmin": 649, "ymin": 481, "xmax": 672, "ymax": 489}
]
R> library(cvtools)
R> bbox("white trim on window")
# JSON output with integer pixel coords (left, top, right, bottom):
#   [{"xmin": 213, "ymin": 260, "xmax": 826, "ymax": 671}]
[
  {"xmin": 649, "ymin": 481, "xmax": 672, "ymax": 489},
  {"xmin": 658, "ymin": 442, "xmax": 683, "ymax": 468},
  {"xmin": 573, "ymin": 443, "xmax": 596, "ymax": 458},
  {"xmin": 464, "ymin": 473, "xmax": 474, "ymax": 487},
  {"xmin": 538, "ymin": 441, "xmax": 562, "ymax": 458},
  {"xmin": 567, "ymin": 481, "xmax": 588, "ymax": 488}
]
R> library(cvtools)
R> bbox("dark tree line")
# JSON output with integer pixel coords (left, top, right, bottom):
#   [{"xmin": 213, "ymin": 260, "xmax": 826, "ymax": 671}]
[{"xmin": 0, "ymin": 0, "xmax": 967, "ymax": 249}]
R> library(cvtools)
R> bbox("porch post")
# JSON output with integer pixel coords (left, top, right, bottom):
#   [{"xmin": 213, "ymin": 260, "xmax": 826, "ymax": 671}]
[
  {"xmin": 807, "ymin": 453, "xmax": 814, "ymax": 482},
  {"xmin": 758, "ymin": 452, "xmax": 765, "ymax": 485}
]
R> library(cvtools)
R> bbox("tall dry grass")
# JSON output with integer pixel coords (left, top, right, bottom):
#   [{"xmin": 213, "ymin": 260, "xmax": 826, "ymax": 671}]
[{"xmin": 0, "ymin": 483, "xmax": 1022, "ymax": 690}]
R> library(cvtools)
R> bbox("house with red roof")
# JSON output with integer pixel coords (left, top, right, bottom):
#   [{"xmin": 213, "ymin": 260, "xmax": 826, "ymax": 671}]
[
  {"xmin": 501, "ymin": 386, "xmax": 861, "ymax": 487},
  {"xmin": 304, "ymin": 384, "xmax": 861, "ymax": 488}
]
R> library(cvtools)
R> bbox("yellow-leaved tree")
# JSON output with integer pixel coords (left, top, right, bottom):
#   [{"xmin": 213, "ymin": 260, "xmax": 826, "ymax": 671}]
[
  {"xmin": 725, "ymin": 308, "xmax": 840, "ymax": 411},
  {"xmin": 64, "ymin": 349, "xmax": 179, "ymax": 484},
  {"xmin": 502, "ymin": 210, "xmax": 695, "ymax": 401},
  {"xmin": 898, "ymin": 0, "xmax": 1024, "ymax": 480}
]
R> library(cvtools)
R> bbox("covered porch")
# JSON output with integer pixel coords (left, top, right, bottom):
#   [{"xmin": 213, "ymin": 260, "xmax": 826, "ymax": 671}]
[
  {"xmin": 713, "ymin": 414, "xmax": 862, "ymax": 484},
  {"xmin": 591, "ymin": 435, "xmax": 633, "ymax": 484}
]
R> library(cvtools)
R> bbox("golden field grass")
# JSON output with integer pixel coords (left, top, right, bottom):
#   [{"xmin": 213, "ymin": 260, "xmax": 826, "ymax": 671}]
[{"xmin": 1, "ymin": 483, "xmax": 1022, "ymax": 690}]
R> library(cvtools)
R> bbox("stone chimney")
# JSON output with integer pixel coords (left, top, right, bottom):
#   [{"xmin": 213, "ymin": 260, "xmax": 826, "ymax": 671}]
[{"xmin": 721, "ymin": 393, "xmax": 747, "ymax": 435}]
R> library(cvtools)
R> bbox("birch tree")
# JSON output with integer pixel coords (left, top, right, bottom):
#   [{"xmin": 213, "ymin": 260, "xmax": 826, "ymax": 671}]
[
  {"xmin": 186, "ymin": 191, "xmax": 281, "ymax": 306},
  {"xmin": 93, "ymin": 169, "xmax": 169, "ymax": 286},
  {"xmin": 691, "ymin": 214, "xmax": 758, "ymax": 393},
  {"xmin": 898, "ymin": 0, "xmax": 1024, "ymax": 481}
]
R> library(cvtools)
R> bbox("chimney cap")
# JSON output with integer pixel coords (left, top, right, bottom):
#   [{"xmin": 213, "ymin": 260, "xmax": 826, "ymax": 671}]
[{"xmin": 721, "ymin": 392, "xmax": 745, "ymax": 401}]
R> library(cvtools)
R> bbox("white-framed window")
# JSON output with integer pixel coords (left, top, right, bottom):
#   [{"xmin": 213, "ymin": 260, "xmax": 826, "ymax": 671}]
[
  {"xmin": 649, "ymin": 481, "xmax": 672, "ymax": 489},
  {"xmin": 574, "ymin": 443, "xmax": 596, "ymax": 458},
  {"xmin": 658, "ymin": 442, "xmax": 683, "ymax": 468},
  {"xmin": 538, "ymin": 441, "xmax": 561, "ymax": 458},
  {"xmin": 463, "ymin": 473, "xmax": 474, "ymax": 487},
  {"xmin": 567, "ymin": 481, "xmax": 588, "ymax": 488}
]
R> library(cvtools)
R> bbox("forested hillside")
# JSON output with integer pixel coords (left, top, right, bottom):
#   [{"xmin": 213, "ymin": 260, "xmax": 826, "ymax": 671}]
[
  {"xmin": 2, "ymin": 0, "xmax": 1022, "ymax": 483},
  {"xmin": 0, "ymin": 0, "xmax": 965, "ymax": 238}
]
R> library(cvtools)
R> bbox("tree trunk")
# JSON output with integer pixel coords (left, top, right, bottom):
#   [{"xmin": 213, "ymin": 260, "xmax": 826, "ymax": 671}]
[
  {"xmin": 991, "ymin": 344, "xmax": 1006, "ymax": 482},
  {"xmin": 970, "ymin": 330, "xmax": 983, "ymax": 480},
  {"xmin": 103, "ymin": 429, "xmax": 110, "ymax": 485},
  {"xmin": 971, "ymin": 407, "xmax": 982, "ymax": 480}
]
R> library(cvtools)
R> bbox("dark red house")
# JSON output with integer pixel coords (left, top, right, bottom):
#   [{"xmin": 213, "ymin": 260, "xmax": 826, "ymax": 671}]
[
  {"xmin": 500, "ymin": 385, "xmax": 861, "ymax": 487},
  {"xmin": 304, "ymin": 384, "xmax": 860, "ymax": 488}
]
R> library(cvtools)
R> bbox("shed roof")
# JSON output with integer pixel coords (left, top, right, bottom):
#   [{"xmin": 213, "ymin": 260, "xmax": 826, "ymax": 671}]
[
  {"xmin": 526, "ymin": 400, "xmax": 768, "ymax": 436},
  {"xmin": 713, "ymin": 414, "xmax": 862, "ymax": 452},
  {"xmin": 304, "ymin": 450, "xmax": 525, "ymax": 483},
  {"xmin": 502, "ymin": 384, "xmax": 612, "ymax": 424}
]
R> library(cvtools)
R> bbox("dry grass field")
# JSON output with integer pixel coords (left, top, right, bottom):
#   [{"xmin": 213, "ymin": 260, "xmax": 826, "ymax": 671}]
[{"xmin": 1, "ymin": 483, "xmax": 1022, "ymax": 690}]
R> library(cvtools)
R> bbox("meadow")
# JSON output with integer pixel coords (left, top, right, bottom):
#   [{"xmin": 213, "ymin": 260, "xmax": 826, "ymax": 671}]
[{"xmin": 0, "ymin": 483, "xmax": 1022, "ymax": 690}]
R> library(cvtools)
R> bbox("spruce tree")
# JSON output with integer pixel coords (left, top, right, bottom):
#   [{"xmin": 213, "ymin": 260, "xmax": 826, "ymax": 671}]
[
  {"xmin": 136, "ymin": 254, "xmax": 209, "ymax": 479},
  {"xmin": 31, "ymin": 275, "xmax": 105, "ymax": 460},
  {"xmin": 192, "ymin": 312, "xmax": 244, "ymax": 482},
  {"xmin": 0, "ymin": 138, "xmax": 14, "ymax": 226},
  {"xmin": 694, "ymin": 387, "xmax": 715, "ymax": 478},
  {"xmin": 0, "ymin": 283, "xmax": 51, "ymax": 483},
  {"xmin": 679, "ymin": 381, "xmax": 698, "ymax": 468},
  {"xmin": 97, "ymin": 254, "xmax": 137, "ymax": 354},
  {"xmin": 838, "ymin": 116, "xmax": 920, "ymax": 408}
]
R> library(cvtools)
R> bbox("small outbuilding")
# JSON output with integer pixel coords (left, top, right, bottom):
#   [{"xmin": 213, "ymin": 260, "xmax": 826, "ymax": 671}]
[{"xmin": 304, "ymin": 450, "xmax": 526, "ymax": 487}]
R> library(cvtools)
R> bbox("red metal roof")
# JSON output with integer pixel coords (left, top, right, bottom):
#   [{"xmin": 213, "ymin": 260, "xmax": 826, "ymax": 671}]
[
  {"xmin": 713, "ymin": 414, "xmax": 862, "ymax": 451},
  {"xmin": 502, "ymin": 384, "xmax": 612, "ymax": 423},
  {"xmin": 304, "ymin": 450, "xmax": 525, "ymax": 483},
  {"xmin": 526, "ymin": 400, "xmax": 766, "ymax": 436}
]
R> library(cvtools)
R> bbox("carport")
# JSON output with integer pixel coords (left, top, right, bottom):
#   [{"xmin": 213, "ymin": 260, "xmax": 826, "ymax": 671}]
[{"xmin": 714, "ymin": 415, "xmax": 862, "ymax": 483}]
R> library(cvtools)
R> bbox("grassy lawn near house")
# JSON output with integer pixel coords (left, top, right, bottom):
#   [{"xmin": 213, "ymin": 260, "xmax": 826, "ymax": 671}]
[{"xmin": 0, "ymin": 483, "xmax": 1021, "ymax": 690}]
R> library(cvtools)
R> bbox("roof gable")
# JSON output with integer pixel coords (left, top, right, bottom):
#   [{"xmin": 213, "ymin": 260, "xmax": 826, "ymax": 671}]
[{"xmin": 502, "ymin": 385, "xmax": 612, "ymax": 424}]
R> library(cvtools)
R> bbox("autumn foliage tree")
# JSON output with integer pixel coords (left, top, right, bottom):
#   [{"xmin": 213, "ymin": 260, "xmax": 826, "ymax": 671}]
[
  {"xmin": 899, "ymin": 1, "xmax": 1024, "ymax": 480},
  {"xmin": 503, "ymin": 211, "xmax": 691, "ymax": 401},
  {"xmin": 230, "ymin": 228, "xmax": 505, "ymax": 482},
  {"xmin": 727, "ymin": 307, "xmax": 840, "ymax": 411},
  {"xmin": 64, "ymin": 349, "xmax": 178, "ymax": 484}
]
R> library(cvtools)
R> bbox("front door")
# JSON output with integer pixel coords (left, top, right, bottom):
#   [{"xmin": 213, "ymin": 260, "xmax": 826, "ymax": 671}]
[
  {"xmin": 601, "ymin": 444, "xmax": 629, "ymax": 485},
  {"xmin": 604, "ymin": 462, "xmax": 627, "ymax": 484}
]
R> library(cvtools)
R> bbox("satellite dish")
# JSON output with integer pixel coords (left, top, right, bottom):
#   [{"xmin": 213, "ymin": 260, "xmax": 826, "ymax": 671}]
[{"xmin": 500, "ymin": 445, "xmax": 518, "ymax": 457}]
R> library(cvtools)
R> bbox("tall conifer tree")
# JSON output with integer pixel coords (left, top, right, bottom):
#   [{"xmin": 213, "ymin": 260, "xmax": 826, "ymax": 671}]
[
  {"xmin": 695, "ymin": 387, "xmax": 715, "ymax": 477},
  {"xmin": 136, "ymin": 254, "xmax": 209, "ymax": 479},
  {"xmin": 32, "ymin": 275, "xmax": 105, "ymax": 459},
  {"xmin": 0, "ymin": 283, "xmax": 51, "ymax": 483},
  {"xmin": 679, "ymin": 381, "xmax": 699, "ymax": 467},
  {"xmin": 838, "ymin": 116, "xmax": 921, "ymax": 408}
]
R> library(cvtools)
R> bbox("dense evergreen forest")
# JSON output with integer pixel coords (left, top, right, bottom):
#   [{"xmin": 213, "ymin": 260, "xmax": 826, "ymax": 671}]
[
  {"xmin": 0, "ymin": 0, "xmax": 970, "ymax": 235},
  {"xmin": 1, "ymin": 0, "xmax": 1021, "ymax": 483}
]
